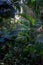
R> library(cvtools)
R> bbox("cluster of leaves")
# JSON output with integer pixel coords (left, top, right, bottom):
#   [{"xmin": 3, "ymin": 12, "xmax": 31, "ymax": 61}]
[
  {"xmin": 0, "ymin": 0, "xmax": 43, "ymax": 65},
  {"xmin": 23, "ymin": 0, "xmax": 43, "ymax": 18},
  {"xmin": 0, "ymin": 14, "xmax": 43, "ymax": 65},
  {"xmin": 0, "ymin": 41, "xmax": 43, "ymax": 65}
]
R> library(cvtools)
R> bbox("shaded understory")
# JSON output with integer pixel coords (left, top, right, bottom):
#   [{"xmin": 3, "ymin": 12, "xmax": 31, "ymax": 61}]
[{"xmin": 0, "ymin": 25, "xmax": 43, "ymax": 65}]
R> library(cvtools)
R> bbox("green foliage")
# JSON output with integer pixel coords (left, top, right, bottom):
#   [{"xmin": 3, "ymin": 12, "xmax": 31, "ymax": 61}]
[
  {"xmin": 23, "ymin": 0, "xmax": 43, "ymax": 18},
  {"xmin": 0, "ymin": 0, "xmax": 43, "ymax": 65},
  {"xmin": 20, "ymin": 13, "xmax": 35, "ymax": 25}
]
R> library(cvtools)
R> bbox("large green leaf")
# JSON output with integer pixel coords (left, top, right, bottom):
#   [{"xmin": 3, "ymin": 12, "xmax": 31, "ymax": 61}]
[{"xmin": 20, "ymin": 13, "xmax": 35, "ymax": 25}]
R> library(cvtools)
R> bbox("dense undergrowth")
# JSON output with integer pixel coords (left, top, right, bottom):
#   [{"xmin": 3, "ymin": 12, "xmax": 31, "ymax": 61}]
[
  {"xmin": 0, "ymin": 16, "xmax": 43, "ymax": 65},
  {"xmin": 0, "ymin": 0, "xmax": 43, "ymax": 65}
]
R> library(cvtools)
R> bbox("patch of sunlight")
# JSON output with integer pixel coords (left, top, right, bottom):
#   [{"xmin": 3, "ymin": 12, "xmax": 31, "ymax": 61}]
[
  {"xmin": 10, "ymin": 18, "xmax": 14, "ymax": 24},
  {"xmin": 15, "ymin": 15, "xmax": 21, "ymax": 22},
  {"xmin": 20, "ymin": 6, "xmax": 23, "ymax": 14}
]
